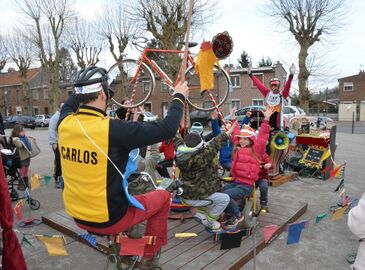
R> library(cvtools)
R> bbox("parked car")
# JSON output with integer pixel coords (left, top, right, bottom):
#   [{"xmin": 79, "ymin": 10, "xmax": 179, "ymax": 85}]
[
  {"xmin": 224, "ymin": 106, "xmax": 266, "ymax": 122},
  {"xmin": 282, "ymin": 106, "xmax": 306, "ymax": 119},
  {"xmin": 35, "ymin": 114, "xmax": 51, "ymax": 127},
  {"xmin": 4, "ymin": 115, "xmax": 36, "ymax": 129},
  {"xmin": 142, "ymin": 111, "xmax": 157, "ymax": 122},
  {"xmin": 189, "ymin": 110, "xmax": 211, "ymax": 126}
]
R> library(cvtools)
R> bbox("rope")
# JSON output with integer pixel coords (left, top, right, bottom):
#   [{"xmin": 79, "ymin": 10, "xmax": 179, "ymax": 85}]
[{"xmin": 208, "ymin": 91, "xmax": 227, "ymax": 131}]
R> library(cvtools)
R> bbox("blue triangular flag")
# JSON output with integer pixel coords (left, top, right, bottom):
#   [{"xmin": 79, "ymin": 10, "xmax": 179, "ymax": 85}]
[
  {"xmin": 351, "ymin": 198, "xmax": 358, "ymax": 209},
  {"xmin": 287, "ymin": 221, "xmax": 306, "ymax": 245},
  {"xmin": 78, "ymin": 233, "xmax": 97, "ymax": 247}
]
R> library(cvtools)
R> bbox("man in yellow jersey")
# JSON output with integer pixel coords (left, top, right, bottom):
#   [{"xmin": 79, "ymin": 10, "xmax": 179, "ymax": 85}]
[{"xmin": 58, "ymin": 66, "xmax": 189, "ymax": 269}]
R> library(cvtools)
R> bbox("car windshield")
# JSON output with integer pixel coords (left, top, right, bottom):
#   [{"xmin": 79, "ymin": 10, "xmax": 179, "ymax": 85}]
[{"xmin": 144, "ymin": 112, "xmax": 153, "ymax": 117}]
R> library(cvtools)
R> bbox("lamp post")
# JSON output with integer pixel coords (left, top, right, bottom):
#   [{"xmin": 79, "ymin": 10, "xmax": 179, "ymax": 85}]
[{"xmin": 4, "ymin": 90, "xmax": 7, "ymax": 116}]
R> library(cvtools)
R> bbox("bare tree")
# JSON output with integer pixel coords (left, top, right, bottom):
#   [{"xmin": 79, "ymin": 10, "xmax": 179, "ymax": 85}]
[
  {"xmin": 16, "ymin": 0, "xmax": 74, "ymax": 113},
  {"xmin": 5, "ymin": 32, "xmax": 37, "ymax": 114},
  {"xmin": 0, "ymin": 34, "xmax": 7, "ymax": 73},
  {"xmin": 265, "ymin": 0, "xmax": 347, "ymax": 111},
  {"xmin": 68, "ymin": 17, "xmax": 103, "ymax": 68},
  {"xmin": 130, "ymin": 0, "xmax": 217, "ymax": 77},
  {"xmin": 97, "ymin": 1, "xmax": 139, "ymax": 65}
]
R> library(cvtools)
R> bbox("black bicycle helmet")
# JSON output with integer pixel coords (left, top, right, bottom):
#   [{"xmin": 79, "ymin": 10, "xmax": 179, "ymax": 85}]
[{"xmin": 73, "ymin": 66, "xmax": 114, "ymax": 98}]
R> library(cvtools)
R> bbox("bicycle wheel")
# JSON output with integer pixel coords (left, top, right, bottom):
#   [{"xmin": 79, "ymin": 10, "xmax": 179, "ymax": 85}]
[
  {"xmin": 108, "ymin": 59, "xmax": 155, "ymax": 109},
  {"xmin": 185, "ymin": 64, "xmax": 231, "ymax": 111}
]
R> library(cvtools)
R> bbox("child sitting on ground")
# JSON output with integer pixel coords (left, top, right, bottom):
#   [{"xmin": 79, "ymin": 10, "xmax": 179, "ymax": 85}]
[
  {"xmin": 222, "ymin": 107, "xmax": 274, "ymax": 228},
  {"xmin": 175, "ymin": 122, "xmax": 237, "ymax": 231}
]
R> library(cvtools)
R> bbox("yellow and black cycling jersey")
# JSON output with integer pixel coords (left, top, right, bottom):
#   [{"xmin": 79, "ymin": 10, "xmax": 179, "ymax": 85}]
[{"xmin": 58, "ymin": 94, "xmax": 184, "ymax": 228}]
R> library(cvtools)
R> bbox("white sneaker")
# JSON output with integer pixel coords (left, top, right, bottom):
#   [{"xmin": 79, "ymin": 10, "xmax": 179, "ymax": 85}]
[{"xmin": 202, "ymin": 217, "xmax": 221, "ymax": 230}]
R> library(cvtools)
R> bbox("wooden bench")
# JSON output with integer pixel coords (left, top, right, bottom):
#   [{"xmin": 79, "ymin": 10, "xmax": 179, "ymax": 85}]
[{"xmin": 42, "ymin": 197, "xmax": 307, "ymax": 270}]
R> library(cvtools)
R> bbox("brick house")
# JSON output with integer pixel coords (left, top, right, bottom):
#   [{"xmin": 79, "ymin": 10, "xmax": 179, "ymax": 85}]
[
  {"xmin": 338, "ymin": 71, "xmax": 365, "ymax": 121},
  {"xmin": 0, "ymin": 62, "xmax": 289, "ymax": 118},
  {"xmin": 0, "ymin": 68, "xmax": 70, "ymax": 116}
]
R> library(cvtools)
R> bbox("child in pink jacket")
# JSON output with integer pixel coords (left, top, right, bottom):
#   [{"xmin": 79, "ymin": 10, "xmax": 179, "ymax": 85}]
[{"xmin": 222, "ymin": 107, "xmax": 273, "ymax": 227}]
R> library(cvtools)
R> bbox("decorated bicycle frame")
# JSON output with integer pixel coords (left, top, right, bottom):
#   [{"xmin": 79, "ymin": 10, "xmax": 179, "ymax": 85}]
[{"xmin": 108, "ymin": 46, "xmax": 231, "ymax": 111}]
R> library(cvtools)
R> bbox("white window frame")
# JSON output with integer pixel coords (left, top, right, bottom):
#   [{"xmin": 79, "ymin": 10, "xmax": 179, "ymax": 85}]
[
  {"xmin": 251, "ymin": 73, "xmax": 264, "ymax": 87},
  {"xmin": 143, "ymin": 81, "xmax": 151, "ymax": 93},
  {"xmin": 231, "ymin": 99, "xmax": 241, "ymax": 109},
  {"xmin": 252, "ymin": 99, "xmax": 264, "ymax": 106},
  {"xmin": 343, "ymin": 82, "xmax": 354, "ymax": 91},
  {"xmin": 43, "ymin": 89, "xmax": 49, "ymax": 99},
  {"xmin": 230, "ymin": 74, "xmax": 241, "ymax": 89}
]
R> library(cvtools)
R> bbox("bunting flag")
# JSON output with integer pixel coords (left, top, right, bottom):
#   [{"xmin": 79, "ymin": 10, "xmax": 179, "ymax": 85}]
[
  {"xmin": 31, "ymin": 173, "xmax": 42, "ymax": 191},
  {"xmin": 78, "ymin": 233, "xmax": 97, "ymax": 247},
  {"xmin": 332, "ymin": 205, "xmax": 349, "ymax": 221},
  {"xmin": 287, "ymin": 221, "xmax": 308, "ymax": 245},
  {"xmin": 315, "ymin": 213, "xmax": 328, "ymax": 224},
  {"xmin": 119, "ymin": 236, "xmax": 151, "ymax": 256},
  {"xmin": 263, "ymin": 224, "xmax": 278, "ymax": 243},
  {"xmin": 175, "ymin": 233, "xmax": 198, "ymax": 238},
  {"xmin": 351, "ymin": 198, "xmax": 358, "ymax": 209},
  {"xmin": 13, "ymin": 200, "xmax": 24, "ymax": 221},
  {"xmin": 21, "ymin": 235, "xmax": 33, "ymax": 247},
  {"xmin": 330, "ymin": 163, "xmax": 344, "ymax": 179},
  {"xmin": 43, "ymin": 175, "xmax": 52, "ymax": 185},
  {"xmin": 36, "ymin": 235, "xmax": 68, "ymax": 256}
]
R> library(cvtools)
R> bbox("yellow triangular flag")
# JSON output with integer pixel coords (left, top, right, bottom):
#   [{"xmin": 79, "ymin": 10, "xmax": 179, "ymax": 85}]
[
  {"xmin": 36, "ymin": 235, "xmax": 68, "ymax": 256},
  {"xmin": 331, "ymin": 205, "xmax": 349, "ymax": 222},
  {"xmin": 175, "ymin": 233, "xmax": 198, "ymax": 238},
  {"xmin": 31, "ymin": 173, "xmax": 42, "ymax": 191}
]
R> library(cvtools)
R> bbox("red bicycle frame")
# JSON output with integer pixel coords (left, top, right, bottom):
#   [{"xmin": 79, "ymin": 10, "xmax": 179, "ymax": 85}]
[{"xmin": 131, "ymin": 48, "xmax": 196, "ymax": 88}]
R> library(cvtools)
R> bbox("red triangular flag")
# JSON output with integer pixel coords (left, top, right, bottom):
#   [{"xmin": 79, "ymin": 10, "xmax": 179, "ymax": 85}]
[
  {"xmin": 263, "ymin": 224, "xmax": 278, "ymax": 243},
  {"xmin": 330, "ymin": 164, "xmax": 343, "ymax": 180},
  {"xmin": 119, "ymin": 237, "xmax": 149, "ymax": 256}
]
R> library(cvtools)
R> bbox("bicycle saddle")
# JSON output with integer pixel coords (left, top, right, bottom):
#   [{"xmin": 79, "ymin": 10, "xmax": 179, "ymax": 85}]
[{"xmin": 179, "ymin": 41, "xmax": 198, "ymax": 48}]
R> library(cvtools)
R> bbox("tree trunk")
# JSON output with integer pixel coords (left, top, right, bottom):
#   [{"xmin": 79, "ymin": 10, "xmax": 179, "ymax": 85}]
[{"xmin": 297, "ymin": 44, "xmax": 310, "ymax": 112}]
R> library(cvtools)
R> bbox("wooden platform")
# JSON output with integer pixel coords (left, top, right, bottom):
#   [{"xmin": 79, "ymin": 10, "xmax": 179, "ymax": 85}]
[
  {"xmin": 42, "ymin": 197, "xmax": 307, "ymax": 270},
  {"xmin": 269, "ymin": 172, "xmax": 298, "ymax": 187}
]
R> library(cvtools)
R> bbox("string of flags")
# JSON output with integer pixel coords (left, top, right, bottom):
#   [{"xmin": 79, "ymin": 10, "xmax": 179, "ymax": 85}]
[{"xmin": 262, "ymin": 172, "xmax": 358, "ymax": 246}]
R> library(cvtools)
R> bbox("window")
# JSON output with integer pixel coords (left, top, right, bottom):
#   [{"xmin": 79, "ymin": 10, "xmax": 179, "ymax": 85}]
[
  {"xmin": 251, "ymin": 74, "xmax": 264, "ymax": 87},
  {"xmin": 161, "ymin": 81, "xmax": 170, "ymax": 93},
  {"xmin": 33, "ymin": 107, "xmax": 39, "ymax": 115},
  {"xmin": 252, "ymin": 99, "xmax": 264, "ymax": 106},
  {"xmin": 67, "ymin": 90, "xmax": 73, "ymax": 96},
  {"xmin": 231, "ymin": 99, "xmax": 240, "ymax": 109},
  {"xmin": 144, "ymin": 102, "xmax": 152, "ymax": 112},
  {"xmin": 230, "ymin": 75, "xmax": 241, "ymax": 88},
  {"xmin": 143, "ymin": 81, "xmax": 151, "ymax": 93},
  {"xmin": 44, "ymin": 107, "xmax": 49, "ymax": 114},
  {"xmin": 43, "ymin": 89, "xmax": 49, "ymax": 99},
  {"xmin": 32, "ymin": 90, "xmax": 39, "ymax": 100},
  {"xmin": 343, "ymin": 82, "xmax": 354, "ymax": 91},
  {"xmin": 204, "ymin": 101, "xmax": 213, "ymax": 109}
]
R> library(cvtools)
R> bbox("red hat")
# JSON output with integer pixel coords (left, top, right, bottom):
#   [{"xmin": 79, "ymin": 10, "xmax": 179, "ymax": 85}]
[{"xmin": 236, "ymin": 125, "xmax": 256, "ymax": 141}]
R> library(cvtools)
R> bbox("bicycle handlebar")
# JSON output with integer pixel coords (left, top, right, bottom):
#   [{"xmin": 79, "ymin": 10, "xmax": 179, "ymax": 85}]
[{"xmin": 132, "ymin": 37, "xmax": 149, "ymax": 52}]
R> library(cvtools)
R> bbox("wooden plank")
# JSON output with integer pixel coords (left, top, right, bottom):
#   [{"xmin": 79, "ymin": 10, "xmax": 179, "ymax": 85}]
[
  {"xmin": 42, "ymin": 200, "xmax": 307, "ymax": 269},
  {"xmin": 270, "ymin": 172, "xmax": 297, "ymax": 187},
  {"xmin": 42, "ymin": 214, "xmax": 110, "ymax": 255}
]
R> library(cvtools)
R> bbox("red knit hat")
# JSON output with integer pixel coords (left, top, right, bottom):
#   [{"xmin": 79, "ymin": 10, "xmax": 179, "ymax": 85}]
[{"xmin": 236, "ymin": 125, "xmax": 256, "ymax": 141}]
